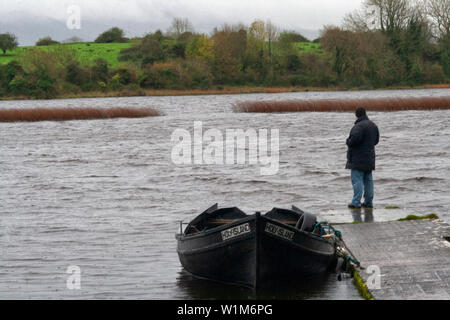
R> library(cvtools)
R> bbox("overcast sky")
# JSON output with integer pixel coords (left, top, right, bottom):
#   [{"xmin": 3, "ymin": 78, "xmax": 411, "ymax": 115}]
[
  {"xmin": 0, "ymin": 0, "xmax": 364, "ymax": 29},
  {"xmin": 0, "ymin": 0, "xmax": 363, "ymax": 44}
]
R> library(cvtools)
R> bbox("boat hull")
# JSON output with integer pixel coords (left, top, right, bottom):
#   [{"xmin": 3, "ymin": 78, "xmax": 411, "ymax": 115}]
[{"xmin": 176, "ymin": 214, "xmax": 336, "ymax": 288}]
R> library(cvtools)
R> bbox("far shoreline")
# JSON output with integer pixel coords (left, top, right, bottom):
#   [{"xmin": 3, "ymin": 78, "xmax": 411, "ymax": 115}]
[{"xmin": 0, "ymin": 84, "xmax": 449, "ymax": 102}]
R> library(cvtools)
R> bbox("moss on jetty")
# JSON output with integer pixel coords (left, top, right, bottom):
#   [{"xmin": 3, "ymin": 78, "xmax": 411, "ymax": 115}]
[
  {"xmin": 352, "ymin": 270, "xmax": 375, "ymax": 300},
  {"xmin": 397, "ymin": 214, "xmax": 439, "ymax": 221},
  {"xmin": 385, "ymin": 206, "xmax": 400, "ymax": 209}
]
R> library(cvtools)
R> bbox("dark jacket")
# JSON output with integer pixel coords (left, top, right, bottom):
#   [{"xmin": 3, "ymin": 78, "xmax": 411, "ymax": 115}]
[{"xmin": 346, "ymin": 115, "xmax": 380, "ymax": 172}]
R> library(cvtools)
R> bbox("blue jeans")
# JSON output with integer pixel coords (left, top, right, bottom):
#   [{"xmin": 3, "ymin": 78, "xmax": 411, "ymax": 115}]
[{"xmin": 351, "ymin": 170, "xmax": 374, "ymax": 207}]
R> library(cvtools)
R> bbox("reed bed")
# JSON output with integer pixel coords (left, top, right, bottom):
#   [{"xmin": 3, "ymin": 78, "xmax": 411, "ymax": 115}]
[
  {"xmin": 0, "ymin": 107, "xmax": 161, "ymax": 122},
  {"xmin": 424, "ymin": 84, "xmax": 450, "ymax": 89},
  {"xmin": 233, "ymin": 96, "xmax": 450, "ymax": 113}
]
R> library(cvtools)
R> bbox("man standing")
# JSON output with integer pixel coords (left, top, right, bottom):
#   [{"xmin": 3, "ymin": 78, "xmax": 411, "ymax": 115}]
[{"xmin": 346, "ymin": 107, "xmax": 380, "ymax": 209}]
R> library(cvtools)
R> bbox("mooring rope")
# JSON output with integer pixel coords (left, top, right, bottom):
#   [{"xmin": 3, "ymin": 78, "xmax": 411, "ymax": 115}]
[{"xmin": 313, "ymin": 221, "xmax": 362, "ymax": 269}]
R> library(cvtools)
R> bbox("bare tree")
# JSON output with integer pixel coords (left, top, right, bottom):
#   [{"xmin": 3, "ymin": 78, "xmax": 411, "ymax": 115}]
[
  {"xmin": 344, "ymin": 0, "xmax": 416, "ymax": 33},
  {"xmin": 266, "ymin": 20, "xmax": 280, "ymax": 81},
  {"xmin": 266, "ymin": 20, "xmax": 280, "ymax": 45},
  {"xmin": 168, "ymin": 17, "xmax": 194, "ymax": 39},
  {"xmin": 343, "ymin": 9, "xmax": 372, "ymax": 31},
  {"xmin": 424, "ymin": 0, "xmax": 450, "ymax": 39},
  {"xmin": 371, "ymin": 0, "xmax": 413, "ymax": 32},
  {"xmin": 266, "ymin": 20, "xmax": 280, "ymax": 56}
]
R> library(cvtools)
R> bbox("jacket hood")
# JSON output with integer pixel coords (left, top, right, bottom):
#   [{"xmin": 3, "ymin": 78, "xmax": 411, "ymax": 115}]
[{"xmin": 355, "ymin": 115, "xmax": 369, "ymax": 124}]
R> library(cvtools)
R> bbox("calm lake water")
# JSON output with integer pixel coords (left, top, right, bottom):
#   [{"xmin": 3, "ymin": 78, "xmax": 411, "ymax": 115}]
[{"xmin": 1, "ymin": 88, "xmax": 449, "ymax": 299}]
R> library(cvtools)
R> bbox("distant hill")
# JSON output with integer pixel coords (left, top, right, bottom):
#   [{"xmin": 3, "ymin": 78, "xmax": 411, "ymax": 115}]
[
  {"xmin": 0, "ymin": 11, "xmax": 140, "ymax": 46},
  {"xmin": 1, "ymin": 11, "xmax": 86, "ymax": 45},
  {"xmin": 0, "ymin": 11, "xmax": 320, "ymax": 46}
]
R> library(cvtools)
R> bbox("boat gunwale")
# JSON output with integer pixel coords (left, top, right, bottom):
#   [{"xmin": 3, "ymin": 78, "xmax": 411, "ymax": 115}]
[
  {"xmin": 177, "ymin": 215, "xmax": 335, "ymax": 257},
  {"xmin": 260, "ymin": 217, "xmax": 336, "ymax": 257},
  {"xmin": 175, "ymin": 215, "xmax": 256, "ymax": 241},
  {"xmin": 262, "ymin": 215, "xmax": 335, "ymax": 247},
  {"xmin": 177, "ymin": 232, "xmax": 255, "ymax": 255}
]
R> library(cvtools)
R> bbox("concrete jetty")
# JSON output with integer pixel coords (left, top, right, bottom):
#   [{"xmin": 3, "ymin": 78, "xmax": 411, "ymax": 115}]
[{"xmin": 337, "ymin": 217, "xmax": 450, "ymax": 300}]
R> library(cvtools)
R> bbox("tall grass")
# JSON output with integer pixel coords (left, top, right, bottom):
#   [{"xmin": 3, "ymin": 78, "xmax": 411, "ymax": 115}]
[
  {"xmin": 233, "ymin": 96, "xmax": 450, "ymax": 113},
  {"xmin": 0, "ymin": 107, "xmax": 161, "ymax": 122}
]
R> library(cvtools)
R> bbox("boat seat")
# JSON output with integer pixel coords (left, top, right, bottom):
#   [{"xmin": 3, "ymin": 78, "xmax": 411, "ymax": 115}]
[
  {"xmin": 206, "ymin": 219, "xmax": 297, "ymax": 226},
  {"xmin": 295, "ymin": 212, "xmax": 317, "ymax": 232}
]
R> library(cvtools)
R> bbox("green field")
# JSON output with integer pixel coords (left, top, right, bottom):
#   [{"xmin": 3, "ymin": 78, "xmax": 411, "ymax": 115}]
[
  {"xmin": 0, "ymin": 42, "xmax": 133, "ymax": 68},
  {"xmin": 0, "ymin": 41, "xmax": 322, "ymax": 68},
  {"xmin": 294, "ymin": 42, "xmax": 324, "ymax": 55}
]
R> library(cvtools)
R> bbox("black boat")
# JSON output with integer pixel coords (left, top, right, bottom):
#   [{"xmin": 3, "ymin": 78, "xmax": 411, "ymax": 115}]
[{"xmin": 176, "ymin": 204, "xmax": 339, "ymax": 289}]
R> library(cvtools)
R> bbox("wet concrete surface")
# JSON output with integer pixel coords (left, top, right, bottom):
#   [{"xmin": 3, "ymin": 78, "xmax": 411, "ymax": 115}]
[
  {"xmin": 338, "ymin": 217, "xmax": 450, "ymax": 300},
  {"xmin": 319, "ymin": 207, "xmax": 420, "ymax": 224}
]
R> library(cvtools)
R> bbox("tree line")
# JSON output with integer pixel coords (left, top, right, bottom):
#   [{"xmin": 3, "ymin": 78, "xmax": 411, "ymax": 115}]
[{"xmin": 0, "ymin": 0, "xmax": 448, "ymax": 99}]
